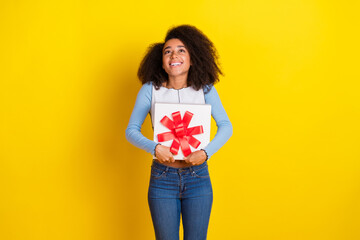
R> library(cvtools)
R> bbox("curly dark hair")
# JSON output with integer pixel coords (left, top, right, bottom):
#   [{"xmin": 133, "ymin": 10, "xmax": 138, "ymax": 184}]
[{"xmin": 137, "ymin": 25, "xmax": 222, "ymax": 92}]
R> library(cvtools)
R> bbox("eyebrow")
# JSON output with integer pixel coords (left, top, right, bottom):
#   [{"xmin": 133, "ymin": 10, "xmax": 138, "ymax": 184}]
[{"xmin": 163, "ymin": 45, "xmax": 186, "ymax": 51}]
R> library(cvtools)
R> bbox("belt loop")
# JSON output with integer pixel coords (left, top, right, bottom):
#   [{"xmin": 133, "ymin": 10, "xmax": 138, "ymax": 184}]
[
  {"xmin": 189, "ymin": 166, "xmax": 195, "ymax": 176},
  {"xmin": 165, "ymin": 166, "xmax": 169, "ymax": 172}
]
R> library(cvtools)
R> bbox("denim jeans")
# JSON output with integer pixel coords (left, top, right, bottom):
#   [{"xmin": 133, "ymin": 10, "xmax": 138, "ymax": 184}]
[{"xmin": 148, "ymin": 160, "xmax": 213, "ymax": 240}]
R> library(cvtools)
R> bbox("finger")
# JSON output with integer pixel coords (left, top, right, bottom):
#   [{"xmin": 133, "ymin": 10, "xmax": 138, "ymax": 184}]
[
  {"xmin": 191, "ymin": 158, "xmax": 201, "ymax": 165},
  {"xmin": 184, "ymin": 156, "xmax": 191, "ymax": 163},
  {"xmin": 170, "ymin": 156, "xmax": 175, "ymax": 163}
]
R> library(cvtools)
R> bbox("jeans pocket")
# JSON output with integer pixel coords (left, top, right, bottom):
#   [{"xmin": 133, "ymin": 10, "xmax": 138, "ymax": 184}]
[
  {"xmin": 192, "ymin": 166, "xmax": 210, "ymax": 178},
  {"xmin": 150, "ymin": 167, "xmax": 167, "ymax": 179}
]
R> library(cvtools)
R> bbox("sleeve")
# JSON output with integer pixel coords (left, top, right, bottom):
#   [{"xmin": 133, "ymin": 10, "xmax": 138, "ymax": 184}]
[
  {"xmin": 203, "ymin": 85, "xmax": 233, "ymax": 159},
  {"xmin": 125, "ymin": 82, "xmax": 158, "ymax": 155}
]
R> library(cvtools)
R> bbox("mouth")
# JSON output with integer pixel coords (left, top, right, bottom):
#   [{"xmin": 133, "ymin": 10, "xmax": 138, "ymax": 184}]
[{"xmin": 170, "ymin": 62, "xmax": 182, "ymax": 67}]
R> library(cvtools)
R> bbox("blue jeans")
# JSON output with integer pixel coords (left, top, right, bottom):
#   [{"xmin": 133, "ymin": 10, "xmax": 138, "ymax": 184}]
[{"xmin": 148, "ymin": 160, "xmax": 213, "ymax": 240}]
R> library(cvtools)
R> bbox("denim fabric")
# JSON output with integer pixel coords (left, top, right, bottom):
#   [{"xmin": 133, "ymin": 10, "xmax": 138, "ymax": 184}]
[{"xmin": 148, "ymin": 160, "xmax": 213, "ymax": 240}]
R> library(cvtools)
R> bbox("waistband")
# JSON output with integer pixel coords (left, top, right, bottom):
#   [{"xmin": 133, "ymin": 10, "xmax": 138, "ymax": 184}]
[{"xmin": 151, "ymin": 160, "xmax": 208, "ymax": 173}]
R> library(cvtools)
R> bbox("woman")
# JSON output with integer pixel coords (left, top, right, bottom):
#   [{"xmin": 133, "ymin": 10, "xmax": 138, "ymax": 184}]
[{"xmin": 126, "ymin": 25, "xmax": 232, "ymax": 240}]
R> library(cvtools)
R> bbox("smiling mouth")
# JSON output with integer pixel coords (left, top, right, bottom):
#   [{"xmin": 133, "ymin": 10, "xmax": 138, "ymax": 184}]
[{"xmin": 170, "ymin": 62, "xmax": 182, "ymax": 66}]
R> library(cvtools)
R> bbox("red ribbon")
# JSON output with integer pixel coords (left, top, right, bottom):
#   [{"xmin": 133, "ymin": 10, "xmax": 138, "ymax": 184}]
[{"xmin": 157, "ymin": 111, "xmax": 204, "ymax": 157}]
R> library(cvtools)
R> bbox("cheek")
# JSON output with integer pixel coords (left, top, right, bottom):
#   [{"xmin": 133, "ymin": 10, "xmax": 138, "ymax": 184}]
[
  {"xmin": 162, "ymin": 57, "xmax": 166, "ymax": 68},
  {"xmin": 186, "ymin": 57, "xmax": 191, "ymax": 66},
  {"xmin": 186, "ymin": 55, "xmax": 191, "ymax": 65}
]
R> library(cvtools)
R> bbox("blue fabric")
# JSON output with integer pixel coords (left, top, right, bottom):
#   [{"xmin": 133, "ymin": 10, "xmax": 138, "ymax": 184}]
[
  {"xmin": 148, "ymin": 160, "xmax": 213, "ymax": 240},
  {"xmin": 125, "ymin": 82, "xmax": 232, "ymax": 159}
]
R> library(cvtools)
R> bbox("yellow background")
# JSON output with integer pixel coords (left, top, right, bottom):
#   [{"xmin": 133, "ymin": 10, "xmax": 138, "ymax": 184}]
[{"xmin": 1, "ymin": 0, "xmax": 359, "ymax": 239}]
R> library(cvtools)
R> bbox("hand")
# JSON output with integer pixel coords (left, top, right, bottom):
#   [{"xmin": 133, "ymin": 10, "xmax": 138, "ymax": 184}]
[
  {"xmin": 183, "ymin": 150, "xmax": 207, "ymax": 166},
  {"xmin": 155, "ymin": 144, "xmax": 175, "ymax": 163}
]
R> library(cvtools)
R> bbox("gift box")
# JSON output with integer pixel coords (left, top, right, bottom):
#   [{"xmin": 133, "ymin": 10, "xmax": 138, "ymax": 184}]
[{"xmin": 153, "ymin": 103, "xmax": 211, "ymax": 160}]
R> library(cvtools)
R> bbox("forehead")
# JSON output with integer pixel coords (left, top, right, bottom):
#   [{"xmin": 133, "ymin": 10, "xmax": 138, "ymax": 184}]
[{"xmin": 163, "ymin": 38, "xmax": 186, "ymax": 49}]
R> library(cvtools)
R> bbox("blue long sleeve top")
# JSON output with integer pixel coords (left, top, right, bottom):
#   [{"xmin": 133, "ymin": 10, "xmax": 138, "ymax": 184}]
[{"xmin": 125, "ymin": 82, "xmax": 232, "ymax": 159}]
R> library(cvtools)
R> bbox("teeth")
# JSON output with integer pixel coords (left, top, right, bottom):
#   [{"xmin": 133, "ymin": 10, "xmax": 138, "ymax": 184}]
[{"xmin": 171, "ymin": 63, "xmax": 181, "ymax": 66}]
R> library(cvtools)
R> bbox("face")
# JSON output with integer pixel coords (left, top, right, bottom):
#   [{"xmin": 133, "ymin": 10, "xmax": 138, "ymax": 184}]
[{"xmin": 162, "ymin": 38, "xmax": 191, "ymax": 79}]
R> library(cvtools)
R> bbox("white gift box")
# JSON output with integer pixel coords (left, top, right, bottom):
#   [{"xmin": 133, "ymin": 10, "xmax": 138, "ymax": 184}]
[{"xmin": 153, "ymin": 103, "xmax": 211, "ymax": 160}]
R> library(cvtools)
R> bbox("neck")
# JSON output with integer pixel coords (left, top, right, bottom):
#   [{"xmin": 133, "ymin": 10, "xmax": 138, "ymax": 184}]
[{"xmin": 166, "ymin": 75, "xmax": 188, "ymax": 89}]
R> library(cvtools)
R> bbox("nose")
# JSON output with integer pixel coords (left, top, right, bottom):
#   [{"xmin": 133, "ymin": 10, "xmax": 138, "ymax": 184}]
[{"xmin": 170, "ymin": 52, "xmax": 178, "ymax": 59}]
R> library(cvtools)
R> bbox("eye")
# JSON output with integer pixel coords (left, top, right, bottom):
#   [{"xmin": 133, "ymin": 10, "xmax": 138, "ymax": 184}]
[
  {"xmin": 179, "ymin": 49, "xmax": 186, "ymax": 53},
  {"xmin": 164, "ymin": 50, "xmax": 171, "ymax": 55}
]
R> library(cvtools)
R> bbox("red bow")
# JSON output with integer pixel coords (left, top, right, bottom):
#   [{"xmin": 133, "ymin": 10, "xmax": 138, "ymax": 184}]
[{"xmin": 157, "ymin": 111, "xmax": 204, "ymax": 157}]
